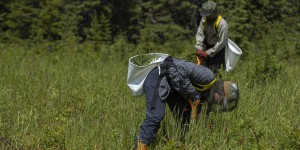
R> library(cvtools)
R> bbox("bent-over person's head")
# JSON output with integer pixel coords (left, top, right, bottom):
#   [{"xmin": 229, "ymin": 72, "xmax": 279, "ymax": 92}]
[{"xmin": 209, "ymin": 80, "xmax": 240, "ymax": 112}]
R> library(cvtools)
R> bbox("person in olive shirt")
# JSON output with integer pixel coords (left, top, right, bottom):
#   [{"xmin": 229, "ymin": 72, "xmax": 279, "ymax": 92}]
[{"xmin": 194, "ymin": 1, "xmax": 228, "ymax": 74}]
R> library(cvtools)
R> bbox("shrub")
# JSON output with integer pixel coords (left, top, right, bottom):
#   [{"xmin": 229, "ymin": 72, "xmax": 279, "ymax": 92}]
[{"xmin": 246, "ymin": 50, "xmax": 284, "ymax": 85}]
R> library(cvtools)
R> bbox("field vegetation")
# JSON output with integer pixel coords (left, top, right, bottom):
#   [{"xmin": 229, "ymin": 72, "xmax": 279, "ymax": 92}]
[
  {"xmin": 0, "ymin": 0, "xmax": 299, "ymax": 149},
  {"xmin": 0, "ymin": 43, "xmax": 299, "ymax": 149}
]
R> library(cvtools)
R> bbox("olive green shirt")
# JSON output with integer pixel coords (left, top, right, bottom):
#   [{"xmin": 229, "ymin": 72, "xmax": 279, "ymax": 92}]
[{"xmin": 194, "ymin": 17, "xmax": 228, "ymax": 57}]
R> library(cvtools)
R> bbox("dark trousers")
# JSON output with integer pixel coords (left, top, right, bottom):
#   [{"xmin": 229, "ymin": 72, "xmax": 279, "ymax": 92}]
[
  {"xmin": 135, "ymin": 67, "xmax": 203, "ymax": 145},
  {"xmin": 204, "ymin": 44, "xmax": 225, "ymax": 74}
]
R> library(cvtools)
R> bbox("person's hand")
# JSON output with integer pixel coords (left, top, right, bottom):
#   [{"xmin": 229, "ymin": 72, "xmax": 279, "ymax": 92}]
[
  {"xmin": 190, "ymin": 92, "xmax": 200, "ymax": 102},
  {"xmin": 194, "ymin": 94, "xmax": 200, "ymax": 101},
  {"xmin": 196, "ymin": 49, "xmax": 209, "ymax": 58}
]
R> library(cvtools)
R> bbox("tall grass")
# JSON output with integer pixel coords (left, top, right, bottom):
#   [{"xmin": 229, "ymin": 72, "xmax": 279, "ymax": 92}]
[{"xmin": 0, "ymin": 45, "xmax": 299, "ymax": 149}]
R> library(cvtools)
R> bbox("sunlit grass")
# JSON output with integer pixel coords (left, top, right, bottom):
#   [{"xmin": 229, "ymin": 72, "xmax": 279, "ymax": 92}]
[{"xmin": 0, "ymin": 46, "xmax": 299, "ymax": 149}]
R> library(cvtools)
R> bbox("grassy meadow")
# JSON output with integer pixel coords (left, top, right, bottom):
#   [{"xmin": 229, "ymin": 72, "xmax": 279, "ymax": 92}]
[{"xmin": 0, "ymin": 44, "xmax": 299, "ymax": 150}]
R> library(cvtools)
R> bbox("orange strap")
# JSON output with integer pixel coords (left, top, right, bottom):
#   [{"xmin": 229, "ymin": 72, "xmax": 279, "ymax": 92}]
[
  {"xmin": 196, "ymin": 56, "xmax": 201, "ymax": 65},
  {"xmin": 196, "ymin": 55, "xmax": 206, "ymax": 65},
  {"xmin": 189, "ymin": 99, "xmax": 201, "ymax": 119}
]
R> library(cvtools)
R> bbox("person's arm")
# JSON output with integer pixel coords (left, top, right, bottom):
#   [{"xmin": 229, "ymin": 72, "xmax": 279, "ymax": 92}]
[
  {"xmin": 206, "ymin": 19, "xmax": 228, "ymax": 57},
  {"xmin": 194, "ymin": 18, "xmax": 206, "ymax": 51}
]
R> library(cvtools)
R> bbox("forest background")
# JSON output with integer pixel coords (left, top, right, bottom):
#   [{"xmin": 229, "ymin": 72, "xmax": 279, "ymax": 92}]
[{"xmin": 0, "ymin": 0, "xmax": 299, "ymax": 149}]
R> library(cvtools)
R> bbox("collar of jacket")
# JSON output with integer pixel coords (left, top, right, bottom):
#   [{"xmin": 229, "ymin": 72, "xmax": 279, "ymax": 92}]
[{"xmin": 193, "ymin": 78, "xmax": 216, "ymax": 92}]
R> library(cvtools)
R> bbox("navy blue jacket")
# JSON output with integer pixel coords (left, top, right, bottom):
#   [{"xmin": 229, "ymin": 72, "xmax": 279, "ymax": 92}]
[{"xmin": 159, "ymin": 58, "xmax": 215, "ymax": 100}]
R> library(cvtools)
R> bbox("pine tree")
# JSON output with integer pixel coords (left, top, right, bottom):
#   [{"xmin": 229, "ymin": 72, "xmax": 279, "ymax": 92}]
[
  {"xmin": 84, "ymin": 1, "xmax": 112, "ymax": 43},
  {"xmin": 58, "ymin": 0, "xmax": 87, "ymax": 43},
  {"xmin": 2, "ymin": 0, "xmax": 37, "ymax": 42},
  {"xmin": 136, "ymin": 0, "xmax": 193, "ymax": 52},
  {"xmin": 30, "ymin": 0, "xmax": 62, "ymax": 42}
]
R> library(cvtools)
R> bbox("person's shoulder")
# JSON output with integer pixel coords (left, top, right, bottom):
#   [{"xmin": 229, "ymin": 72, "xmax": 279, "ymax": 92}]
[
  {"xmin": 220, "ymin": 16, "xmax": 228, "ymax": 22},
  {"xmin": 219, "ymin": 17, "xmax": 228, "ymax": 27}
]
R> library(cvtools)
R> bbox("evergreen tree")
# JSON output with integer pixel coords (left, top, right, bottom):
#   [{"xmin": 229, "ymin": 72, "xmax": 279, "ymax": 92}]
[
  {"xmin": 83, "ymin": 1, "xmax": 112, "ymax": 43},
  {"xmin": 0, "ymin": 0, "xmax": 10, "ymax": 41},
  {"xmin": 2, "ymin": 0, "xmax": 37, "ymax": 42},
  {"xmin": 120, "ymin": 0, "xmax": 144, "ymax": 43},
  {"xmin": 0, "ymin": 0, "xmax": 297, "ymax": 59},
  {"xmin": 137, "ymin": 0, "xmax": 192, "ymax": 52},
  {"xmin": 58, "ymin": 0, "xmax": 87, "ymax": 43},
  {"xmin": 30, "ymin": 0, "xmax": 62, "ymax": 42}
]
